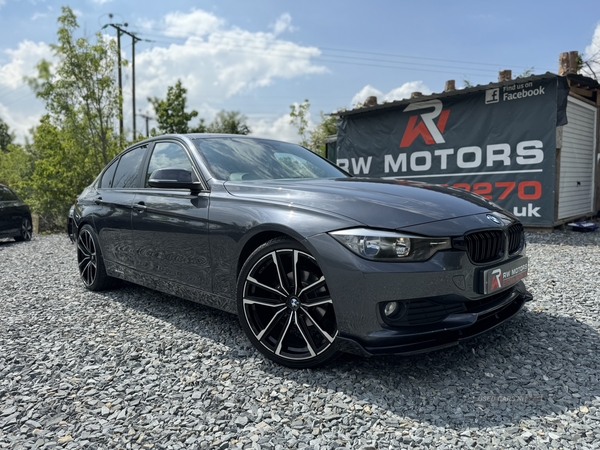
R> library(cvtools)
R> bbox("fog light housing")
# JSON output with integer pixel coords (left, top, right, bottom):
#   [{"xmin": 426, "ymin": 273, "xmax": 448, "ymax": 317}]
[{"xmin": 384, "ymin": 301, "xmax": 399, "ymax": 317}]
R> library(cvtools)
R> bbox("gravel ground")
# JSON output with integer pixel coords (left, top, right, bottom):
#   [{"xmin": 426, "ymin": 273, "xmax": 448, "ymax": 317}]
[{"xmin": 1, "ymin": 231, "xmax": 599, "ymax": 449}]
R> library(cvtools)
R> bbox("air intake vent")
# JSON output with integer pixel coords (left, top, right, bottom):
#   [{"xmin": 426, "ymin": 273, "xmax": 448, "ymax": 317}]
[
  {"xmin": 465, "ymin": 230, "xmax": 504, "ymax": 263},
  {"xmin": 405, "ymin": 300, "xmax": 465, "ymax": 325},
  {"xmin": 508, "ymin": 223, "xmax": 524, "ymax": 254}
]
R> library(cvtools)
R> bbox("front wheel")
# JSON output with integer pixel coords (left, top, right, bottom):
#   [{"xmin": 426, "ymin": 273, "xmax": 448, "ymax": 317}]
[
  {"xmin": 237, "ymin": 237, "xmax": 340, "ymax": 368},
  {"xmin": 14, "ymin": 217, "xmax": 32, "ymax": 242},
  {"xmin": 77, "ymin": 224, "xmax": 115, "ymax": 291}
]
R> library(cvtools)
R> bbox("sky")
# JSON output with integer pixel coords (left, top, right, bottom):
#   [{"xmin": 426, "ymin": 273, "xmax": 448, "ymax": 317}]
[{"xmin": 1, "ymin": 0, "xmax": 600, "ymax": 144}]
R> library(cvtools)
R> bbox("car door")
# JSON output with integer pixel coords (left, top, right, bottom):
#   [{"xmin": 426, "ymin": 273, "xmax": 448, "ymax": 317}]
[
  {"xmin": 0, "ymin": 186, "xmax": 9, "ymax": 235},
  {"xmin": 92, "ymin": 145, "xmax": 149, "ymax": 270},
  {"xmin": 131, "ymin": 140, "xmax": 212, "ymax": 291},
  {"xmin": 0, "ymin": 186, "xmax": 19, "ymax": 235}
]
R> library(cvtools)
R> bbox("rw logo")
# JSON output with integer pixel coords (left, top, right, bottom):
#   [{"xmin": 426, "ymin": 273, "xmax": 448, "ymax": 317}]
[{"xmin": 399, "ymin": 100, "xmax": 451, "ymax": 148}]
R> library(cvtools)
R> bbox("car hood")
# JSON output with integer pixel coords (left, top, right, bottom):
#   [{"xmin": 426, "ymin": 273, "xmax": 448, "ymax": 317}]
[{"xmin": 223, "ymin": 178, "xmax": 505, "ymax": 229}]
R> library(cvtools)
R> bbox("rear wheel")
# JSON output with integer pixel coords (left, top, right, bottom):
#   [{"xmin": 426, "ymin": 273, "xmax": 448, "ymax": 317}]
[
  {"xmin": 77, "ymin": 225, "xmax": 115, "ymax": 291},
  {"xmin": 14, "ymin": 217, "xmax": 32, "ymax": 242},
  {"xmin": 237, "ymin": 238, "xmax": 340, "ymax": 368}
]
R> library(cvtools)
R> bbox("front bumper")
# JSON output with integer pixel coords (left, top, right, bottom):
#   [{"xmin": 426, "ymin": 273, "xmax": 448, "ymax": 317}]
[
  {"xmin": 304, "ymin": 232, "xmax": 532, "ymax": 357},
  {"xmin": 337, "ymin": 283, "xmax": 531, "ymax": 356}
]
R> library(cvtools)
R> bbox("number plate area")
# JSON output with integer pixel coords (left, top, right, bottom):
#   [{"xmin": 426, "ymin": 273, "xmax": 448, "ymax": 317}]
[{"xmin": 482, "ymin": 257, "xmax": 528, "ymax": 294}]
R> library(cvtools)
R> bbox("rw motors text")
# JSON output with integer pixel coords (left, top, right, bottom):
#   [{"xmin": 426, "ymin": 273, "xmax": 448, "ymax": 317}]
[{"xmin": 337, "ymin": 140, "xmax": 544, "ymax": 175}]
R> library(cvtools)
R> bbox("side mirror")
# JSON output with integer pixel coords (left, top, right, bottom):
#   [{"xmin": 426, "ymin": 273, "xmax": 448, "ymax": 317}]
[{"xmin": 148, "ymin": 168, "xmax": 203, "ymax": 191}]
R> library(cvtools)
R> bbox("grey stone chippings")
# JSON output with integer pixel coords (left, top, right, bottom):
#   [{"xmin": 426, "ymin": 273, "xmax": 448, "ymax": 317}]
[{"xmin": 0, "ymin": 231, "xmax": 599, "ymax": 449}]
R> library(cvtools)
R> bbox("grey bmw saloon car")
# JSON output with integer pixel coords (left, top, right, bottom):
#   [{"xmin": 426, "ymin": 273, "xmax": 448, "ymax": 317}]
[{"xmin": 72, "ymin": 134, "xmax": 531, "ymax": 368}]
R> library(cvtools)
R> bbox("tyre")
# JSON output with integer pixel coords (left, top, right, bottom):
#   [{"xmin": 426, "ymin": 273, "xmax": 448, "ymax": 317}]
[
  {"xmin": 237, "ymin": 237, "xmax": 340, "ymax": 368},
  {"xmin": 77, "ymin": 224, "xmax": 115, "ymax": 291},
  {"xmin": 14, "ymin": 217, "xmax": 32, "ymax": 242}
]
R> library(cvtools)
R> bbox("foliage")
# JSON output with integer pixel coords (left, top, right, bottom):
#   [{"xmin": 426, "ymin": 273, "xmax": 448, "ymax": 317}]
[
  {"xmin": 517, "ymin": 67, "xmax": 535, "ymax": 78},
  {"xmin": 206, "ymin": 110, "xmax": 251, "ymax": 135},
  {"xmin": 0, "ymin": 143, "xmax": 34, "ymax": 198},
  {"xmin": 148, "ymin": 80, "xmax": 199, "ymax": 134},
  {"xmin": 27, "ymin": 117, "xmax": 91, "ymax": 229},
  {"xmin": 579, "ymin": 51, "xmax": 599, "ymax": 80},
  {"xmin": 24, "ymin": 6, "xmax": 122, "ymax": 230},
  {"xmin": 289, "ymin": 99, "xmax": 311, "ymax": 148},
  {"xmin": 0, "ymin": 118, "xmax": 14, "ymax": 152},
  {"xmin": 289, "ymin": 99, "xmax": 337, "ymax": 157},
  {"xmin": 149, "ymin": 82, "xmax": 250, "ymax": 135}
]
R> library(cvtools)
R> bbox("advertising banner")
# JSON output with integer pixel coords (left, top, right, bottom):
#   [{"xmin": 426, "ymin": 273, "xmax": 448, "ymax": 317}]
[{"xmin": 336, "ymin": 75, "xmax": 570, "ymax": 226}]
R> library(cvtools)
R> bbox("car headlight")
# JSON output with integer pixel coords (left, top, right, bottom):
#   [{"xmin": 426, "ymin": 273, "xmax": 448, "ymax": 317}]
[{"xmin": 329, "ymin": 228, "xmax": 451, "ymax": 262}]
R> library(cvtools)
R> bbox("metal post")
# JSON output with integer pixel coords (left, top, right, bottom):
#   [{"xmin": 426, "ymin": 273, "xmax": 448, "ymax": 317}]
[
  {"xmin": 132, "ymin": 37, "xmax": 136, "ymax": 140},
  {"xmin": 116, "ymin": 27, "xmax": 123, "ymax": 147}
]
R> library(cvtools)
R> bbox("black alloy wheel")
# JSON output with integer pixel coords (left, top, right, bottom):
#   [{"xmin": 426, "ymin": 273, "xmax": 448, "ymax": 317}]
[
  {"xmin": 238, "ymin": 238, "xmax": 340, "ymax": 368},
  {"xmin": 77, "ymin": 224, "xmax": 114, "ymax": 291},
  {"xmin": 14, "ymin": 217, "xmax": 32, "ymax": 242}
]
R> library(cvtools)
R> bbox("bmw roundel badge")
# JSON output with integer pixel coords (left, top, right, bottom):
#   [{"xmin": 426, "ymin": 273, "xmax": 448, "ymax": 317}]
[{"xmin": 487, "ymin": 214, "xmax": 502, "ymax": 225}]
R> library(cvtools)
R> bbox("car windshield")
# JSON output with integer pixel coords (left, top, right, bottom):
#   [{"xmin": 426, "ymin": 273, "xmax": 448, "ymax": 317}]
[{"xmin": 192, "ymin": 137, "xmax": 348, "ymax": 181}]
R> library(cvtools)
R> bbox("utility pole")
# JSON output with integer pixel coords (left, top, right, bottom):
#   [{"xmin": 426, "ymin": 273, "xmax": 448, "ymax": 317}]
[
  {"xmin": 131, "ymin": 35, "xmax": 139, "ymax": 139},
  {"xmin": 103, "ymin": 19, "xmax": 150, "ymax": 142},
  {"xmin": 116, "ymin": 27, "xmax": 123, "ymax": 147},
  {"xmin": 116, "ymin": 28, "xmax": 142, "ymax": 140},
  {"xmin": 104, "ymin": 19, "xmax": 128, "ymax": 147},
  {"xmin": 137, "ymin": 113, "xmax": 154, "ymax": 137}
]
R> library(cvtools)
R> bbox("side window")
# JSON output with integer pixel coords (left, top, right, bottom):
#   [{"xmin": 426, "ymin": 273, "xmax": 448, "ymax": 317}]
[
  {"xmin": 99, "ymin": 159, "xmax": 118, "ymax": 188},
  {"xmin": 145, "ymin": 142, "xmax": 198, "ymax": 187},
  {"xmin": 112, "ymin": 146, "xmax": 147, "ymax": 189},
  {"xmin": 2, "ymin": 187, "xmax": 16, "ymax": 201}
]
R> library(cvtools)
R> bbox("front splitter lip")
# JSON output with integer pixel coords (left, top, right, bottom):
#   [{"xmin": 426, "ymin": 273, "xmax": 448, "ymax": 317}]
[{"xmin": 336, "ymin": 292, "xmax": 529, "ymax": 357}]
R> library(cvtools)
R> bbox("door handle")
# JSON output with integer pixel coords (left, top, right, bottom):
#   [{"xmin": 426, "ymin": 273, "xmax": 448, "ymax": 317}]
[{"xmin": 134, "ymin": 201, "xmax": 146, "ymax": 213}]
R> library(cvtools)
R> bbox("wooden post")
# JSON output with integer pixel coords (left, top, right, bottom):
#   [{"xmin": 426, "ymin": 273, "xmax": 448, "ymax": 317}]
[
  {"xmin": 363, "ymin": 96, "xmax": 377, "ymax": 107},
  {"xmin": 31, "ymin": 214, "xmax": 39, "ymax": 235},
  {"xmin": 444, "ymin": 80, "xmax": 456, "ymax": 92},
  {"xmin": 558, "ymin": 51, "xmax": 578, "ymax": 75},
  {"xmin": 498, "ymin": 70, "xmax": 512, "ymax": 82}
]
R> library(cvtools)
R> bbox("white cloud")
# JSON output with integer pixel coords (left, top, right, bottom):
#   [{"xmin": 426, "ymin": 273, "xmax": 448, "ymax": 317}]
[
  {"xmin": 0, "ymin": 40, "xmax": 53, "ymax": 141},
  {"xmin": 0, "ymin": 40, "xmax": 53, "ymax": 89},
  {"xmin": 350, "ymin": 85, "xmax": 383, "ymax": 108},
  {"xmin": 0, "ymin": 101, "xmax": 45, "ymax": 140},
  {"xmin": 248, "ymin": 113, "xmax": 301, "ymax": 143},
  {"xmin": 1, "ymin": 9, "xmax": 327, "ymax": 143},
  {"xmin": 272, "ymin": 13, "xmax": 295, "ymax": 36},
  {"xmin": 31, "ymin": 12, "xmax": 48, "ymax": 21},
  {"xmin": 351, "ymin": 81, "xmax": 432, "ymax": 107},
  {"xmin": 159, "ymin": 9, "xmax": 224, "ymax": 38},
  {"xmin": 582, "ymin": 23, "xmax": 600, "ymax": 78},
  {"xmin": 133, "ymin": 9, "xmax": 326, "ymax": 118}
]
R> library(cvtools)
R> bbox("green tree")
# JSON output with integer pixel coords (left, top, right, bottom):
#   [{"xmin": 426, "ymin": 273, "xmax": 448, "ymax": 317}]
[
  {"xmin": 289, "ymin": 99, "xmax": 311, "ymax": 148},
  {"xmin": 25, "ymin": 6, "xmax": 122, "ymax": 229},
  {"xmin": 0, "ymin": 117, "xmax": 14, "ymax": 152},
  {"xmin": 26, "ymin": 117, "xmax": 95, "ymax": 228},
  {"xmin": 28, "ymin": 6, "xmax": 121, "ymax": 171},
  {"xmin": 148, "ymin": 80, "xmax": 199, "ymax": 134},
  {"xmin": 0, "ymin": 143, "xmax": 34, "ymax": 197},
  {"xmin": 206, "ymin": 110, "xmax": 251, "ymax": 135},
  {"xmin": 289, "ymin": 99, "xmax": 337, "ymax": 157}
]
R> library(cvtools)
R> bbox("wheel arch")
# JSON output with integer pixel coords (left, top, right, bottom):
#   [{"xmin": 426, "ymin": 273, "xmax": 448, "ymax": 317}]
[{"xmin": 236, "ymin": 228, "xmax": 298, "ymax": 277}]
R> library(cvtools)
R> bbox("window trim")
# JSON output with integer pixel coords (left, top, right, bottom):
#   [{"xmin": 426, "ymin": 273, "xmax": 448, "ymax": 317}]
[{"xmin": 142, "ymin": 139, "xmax": 208, "ymax": 192}]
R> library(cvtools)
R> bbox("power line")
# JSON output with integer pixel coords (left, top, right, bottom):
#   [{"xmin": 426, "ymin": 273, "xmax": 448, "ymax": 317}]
[{"xmin": 134, "ymin": 29, "xmax": 554, "ymax": 74}]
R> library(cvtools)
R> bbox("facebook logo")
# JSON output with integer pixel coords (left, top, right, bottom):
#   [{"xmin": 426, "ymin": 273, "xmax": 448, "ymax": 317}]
[{"xmin": 485, "ymin": 88, "xmax": 500, "ymax": 104}]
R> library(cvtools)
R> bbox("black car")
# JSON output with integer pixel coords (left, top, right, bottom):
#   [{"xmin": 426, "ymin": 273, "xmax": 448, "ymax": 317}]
[
  {"xmin": 72, "ymin": 134, "xmax": 532, "ymax": 368},
  {"xmin": 0, "ymin": 183, "xmax": 32, "ymax": 242}
]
